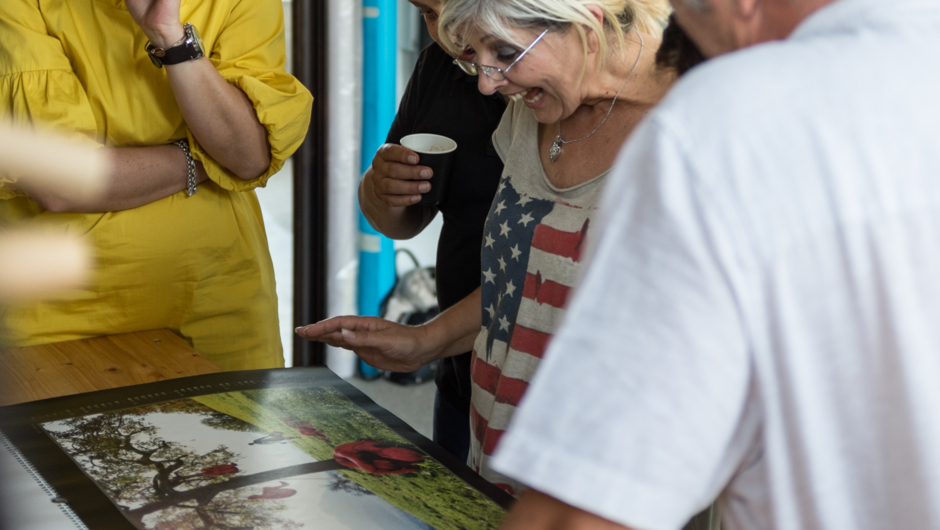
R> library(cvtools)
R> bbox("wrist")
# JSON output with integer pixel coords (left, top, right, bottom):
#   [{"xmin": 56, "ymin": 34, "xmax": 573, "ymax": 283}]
[
  {"xmin": 417, "ymin": 320, "xmax": 450, "ymax": 363},
  {"xmin": 148, "ymin": 24, "xmax": 185, "ymax": 49},
  {"xmin": 173, "ymin": 140, "xmax": 198, "ymax": 197}
]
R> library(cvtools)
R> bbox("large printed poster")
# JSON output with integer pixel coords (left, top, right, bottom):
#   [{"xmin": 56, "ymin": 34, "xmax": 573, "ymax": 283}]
[{"xmin": 0, "ymin": 368, "xmax": 510, "ymax": 529}]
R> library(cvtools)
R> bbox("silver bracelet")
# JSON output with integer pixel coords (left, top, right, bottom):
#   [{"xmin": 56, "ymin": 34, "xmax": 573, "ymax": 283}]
[{"xmin": 173, "ymin": 139, "xmax": 198, "ymax": 196}]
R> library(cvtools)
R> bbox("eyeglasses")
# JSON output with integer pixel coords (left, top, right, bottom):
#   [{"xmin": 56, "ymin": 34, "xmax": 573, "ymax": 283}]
[
  {"xmin": 452, "ymin": 29, "xmax": 549, "ymax": 81},
  {"xmin": 452, "ymin": 55, "xmax": 478, "ymax": 76}
]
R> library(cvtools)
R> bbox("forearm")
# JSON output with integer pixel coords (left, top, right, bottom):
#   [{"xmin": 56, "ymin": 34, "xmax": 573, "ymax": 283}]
[
  {"xmin": 500, "ymin": 490, "xmax": 635, "ymax": 530},
  {"xmin": 359, "ymin": 168, "xmax": 436, "ymax": 239},
  {"xmin": 127, "ymin": 3, "xmax": 271, "ymax": 181},
  {"xmin": 23, "ymin": 145, "xmax": 208, "ymax": 213},
  {"xmin": 166, "ymin": 57, "xmax": 271, "ymax": 180},
  {"xmin": 420, "ymin": 287, "xmax": 483, "ymax": 360}
]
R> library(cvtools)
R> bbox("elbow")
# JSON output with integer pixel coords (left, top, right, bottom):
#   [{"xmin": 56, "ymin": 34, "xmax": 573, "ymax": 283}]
[
  {"xmin": 234, "ymin": 151, "xmax": 271, "ymax": 181},
  {"xmin": 38, "ymin": 199, "xmax": 70, "ymax": 214},
  {"xmin": 29, "ymin": 190, "xmax": 79, "ymax": 214}
]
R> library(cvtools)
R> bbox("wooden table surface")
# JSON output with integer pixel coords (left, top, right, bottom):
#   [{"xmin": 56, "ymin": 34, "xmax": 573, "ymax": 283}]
[{"xmin": 0, "ymin": 329, "xmax": 220, "ymax": 406}]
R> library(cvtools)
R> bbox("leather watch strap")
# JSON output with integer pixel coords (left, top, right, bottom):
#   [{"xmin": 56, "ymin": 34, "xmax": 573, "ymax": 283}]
[
  {"xmin": 146, "ymin": 23, "xmax": 204, "ymax": 68},
  {"xmin": 159, "ymin": 43, "xmax": 198, "ymax": 66}
]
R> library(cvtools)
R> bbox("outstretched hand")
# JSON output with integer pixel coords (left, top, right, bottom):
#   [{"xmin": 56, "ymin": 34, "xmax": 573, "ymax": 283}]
[{"xmin": 296, "ymin": 316, "xmax": 435, "ymax": 373}]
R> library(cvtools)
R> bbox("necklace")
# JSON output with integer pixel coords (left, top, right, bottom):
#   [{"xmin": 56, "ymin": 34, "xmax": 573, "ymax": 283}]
[{"xmin": 549, "ymin": 29, "xmax": 644, "ymax": 163}]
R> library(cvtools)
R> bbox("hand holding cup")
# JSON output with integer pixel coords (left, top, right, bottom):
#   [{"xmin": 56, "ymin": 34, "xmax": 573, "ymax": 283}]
[
  {"xmin": 368, "ymin": 143, "xmax": 433, "ymax": 207},
  {"xmin": 399, "ymin": 134, "xmax": 457, "ymax": 207},
  {"xmin": 367, "ymin": 134, "xmax": 457, "ymax": 208}
]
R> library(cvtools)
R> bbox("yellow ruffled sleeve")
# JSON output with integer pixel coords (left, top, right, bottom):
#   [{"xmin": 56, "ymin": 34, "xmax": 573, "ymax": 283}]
[
  {"xmin": 0, "ymin": 0, "xmax": 100, "ymax": 200},
  {"xmin": 189, "ymin": 0, "xmax": 313, "ymax": 192}
]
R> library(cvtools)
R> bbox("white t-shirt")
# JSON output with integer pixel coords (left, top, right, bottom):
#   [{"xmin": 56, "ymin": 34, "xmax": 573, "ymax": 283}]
[{"xmin": 491, "ymin": 1, "xmax": 940, "ymax": 529}]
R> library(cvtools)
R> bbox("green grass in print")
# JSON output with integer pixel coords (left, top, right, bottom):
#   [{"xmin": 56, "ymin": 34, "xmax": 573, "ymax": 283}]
[{"xmin": 192, "ymin": 388, "xmax": 505, "ymax": 530}]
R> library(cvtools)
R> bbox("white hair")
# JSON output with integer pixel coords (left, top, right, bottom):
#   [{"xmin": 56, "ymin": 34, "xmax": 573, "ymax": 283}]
[{"xmin": 439, "ymin": 0, "xmax": 670, "ymax": 71}]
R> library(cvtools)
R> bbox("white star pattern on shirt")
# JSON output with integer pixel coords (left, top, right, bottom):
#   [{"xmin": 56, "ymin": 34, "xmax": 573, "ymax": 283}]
[
  {"xmin": 494, "ymin": 200, "xmax": 507, "ymax": 215},
  {"xmin": 484, "ymin": 233, "xmax": 495, "ymax": 249},
  {"xmin": 518, "ymin": 212, "xmax": 534, "ymax": 227},
  {"xmin": 500, "ymin": 221, "xmax": 511, "ymax": 238},
  {"xmin": 511, "ymin": 244, "xmax": 522, "ymax": 261},
  {"xmin": 498, "ymin": 315, "xmax": 510, "ymax": 332},
  {"xmin": 505, "ymin": 280, "xmax": 516, "ymax": 298},
  {"xmin": 483, "ymin": 268, "xmax": 497, "ymax": 284},
  {"xmin": 516, "ymin": 195, "xmax": 532, "ymax": 207},
  {"xmin": 498, "ymin": 256, "xmax": 507, "ymax": 272},
  {"xmin": 485, "ymin": 303, "xmax": 496, "ymax": 320}
]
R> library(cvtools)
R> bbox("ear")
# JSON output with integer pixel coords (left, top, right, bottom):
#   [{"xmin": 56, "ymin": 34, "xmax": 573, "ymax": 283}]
[
  {"xmin": 582, "ymin": 3, "xmax": 606, "ymax": 24},
  {"xmin": 582, "ymin": 3, "xmax": 606, "ymax": 54}
]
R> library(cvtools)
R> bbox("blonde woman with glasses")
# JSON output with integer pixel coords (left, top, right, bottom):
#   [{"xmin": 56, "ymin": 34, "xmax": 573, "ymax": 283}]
[{"xmin": 298, "ymin": 0, "xmax": 692, "ymax": 508}]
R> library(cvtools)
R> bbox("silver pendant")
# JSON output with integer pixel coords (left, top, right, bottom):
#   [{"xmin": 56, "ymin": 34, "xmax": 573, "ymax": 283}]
[{"xmin": 549, "ymin": 135, "xmax": 562, "ymax": 162}]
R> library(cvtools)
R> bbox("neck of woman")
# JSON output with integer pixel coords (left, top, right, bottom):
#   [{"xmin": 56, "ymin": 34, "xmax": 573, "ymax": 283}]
[{"xmin": 578, "ymin": 30, "xmax": 668, "ymax": 112}]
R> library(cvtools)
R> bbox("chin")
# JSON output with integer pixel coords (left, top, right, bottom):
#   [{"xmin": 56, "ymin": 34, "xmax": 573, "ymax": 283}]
[
  {"xmin": 529, "ymin": 102, "xmax": 562, "ymax": 125},
  {"xmin": 531, "ymin": 109, "xmax": 558, "ymax": 125}
]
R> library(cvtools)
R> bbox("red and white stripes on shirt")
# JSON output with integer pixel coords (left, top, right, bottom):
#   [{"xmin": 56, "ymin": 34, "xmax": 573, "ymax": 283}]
[{"xmin": 469, "ymin": 174, "xmax": 599, "ymax": 496}]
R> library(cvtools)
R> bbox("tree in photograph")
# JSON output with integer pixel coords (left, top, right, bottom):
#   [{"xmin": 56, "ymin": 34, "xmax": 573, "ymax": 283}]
[
  {"xmin": 125, "ymin": 399, "xmax": 263, "ymax": 433},
  {"xmin": 47, "ymin": 413, "xmax": 305, "ymax": 528},
  {"xmin": 46, "ymin": 412, "xmax": 425, "ymax": 529}
]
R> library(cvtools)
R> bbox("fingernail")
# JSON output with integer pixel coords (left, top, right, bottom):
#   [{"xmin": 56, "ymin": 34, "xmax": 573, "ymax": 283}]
[
  {"xmin": 340, "ymin": 329, "xmax": 356, "ymax": 339},
  {"xmin": 418, "ymin": 182, "xmax": 430, "ymax": 193},
  {"xmin": 411, "ymin": 195, "xmax": 421, "ymax": 203},
  {"xmin": 408, "ymin": 155, "xmax": 418, "ymax": 164},
  {"xmin": 294, "ymin": 326, "xmax": 304, "ymax": 333},
  {"xmin": 420, "ymin": 169, "xmax": 431, "ymax": 178}
]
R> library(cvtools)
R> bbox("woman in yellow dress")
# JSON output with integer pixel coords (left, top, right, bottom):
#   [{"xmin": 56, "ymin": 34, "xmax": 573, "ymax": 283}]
[{"xmin": 0, "ymin": 0, "xmax": 313, "ymax": 370}]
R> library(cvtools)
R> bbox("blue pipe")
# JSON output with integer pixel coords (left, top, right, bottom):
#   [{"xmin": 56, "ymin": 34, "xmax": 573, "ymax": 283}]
[{"xmin": 358, "ymin": 0, "xmax": 398, "ymax": 379}]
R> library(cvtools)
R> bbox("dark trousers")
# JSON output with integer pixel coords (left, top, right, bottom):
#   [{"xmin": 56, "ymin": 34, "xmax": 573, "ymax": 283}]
[{"xmin": 432, "ymin": 390, "xmax": 471, "ymax": 463}]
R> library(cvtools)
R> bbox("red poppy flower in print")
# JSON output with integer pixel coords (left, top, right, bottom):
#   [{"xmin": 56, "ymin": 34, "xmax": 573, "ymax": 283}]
[
  {"xmin": 333, "ymin": 440, "xmax": 424, "ymax": 475},
  {"xmin": 201, "ymin": 463, "xmax": 239, "ymax": 476}
]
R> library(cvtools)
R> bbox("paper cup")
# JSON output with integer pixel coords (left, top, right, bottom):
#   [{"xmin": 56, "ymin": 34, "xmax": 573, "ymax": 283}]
[{"xmin": 400, "ymin": 133, "xmax": 457, "ymax": 207}]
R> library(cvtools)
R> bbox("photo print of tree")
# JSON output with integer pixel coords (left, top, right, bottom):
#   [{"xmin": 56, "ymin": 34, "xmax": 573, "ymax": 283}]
[{"xmin": 40, "ymin": 387, "xmax": 504, "ymax": 530}]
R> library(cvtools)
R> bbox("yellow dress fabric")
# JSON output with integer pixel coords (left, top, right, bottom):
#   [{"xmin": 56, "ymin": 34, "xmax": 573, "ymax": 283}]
[{"xmin": 0, "ymin": 0, "xmax": 313, "ymax": 371}]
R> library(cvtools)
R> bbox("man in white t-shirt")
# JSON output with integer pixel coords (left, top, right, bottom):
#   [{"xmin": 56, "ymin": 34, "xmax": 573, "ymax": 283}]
[{"xmin": 489, "ymin": 0, "xmax": 940, "ymax": 529}]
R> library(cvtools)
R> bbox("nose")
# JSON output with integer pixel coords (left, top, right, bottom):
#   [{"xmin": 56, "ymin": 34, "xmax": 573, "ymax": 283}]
[{"xmin": 476, "ymin": 73, "xmax": 507, "ymax": 96}]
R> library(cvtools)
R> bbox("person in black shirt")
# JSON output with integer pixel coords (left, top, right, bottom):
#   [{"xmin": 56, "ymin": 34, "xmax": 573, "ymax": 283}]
[{"xmin": 356, "ymin": 0, "xmax": 506, "ymax": 463}]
